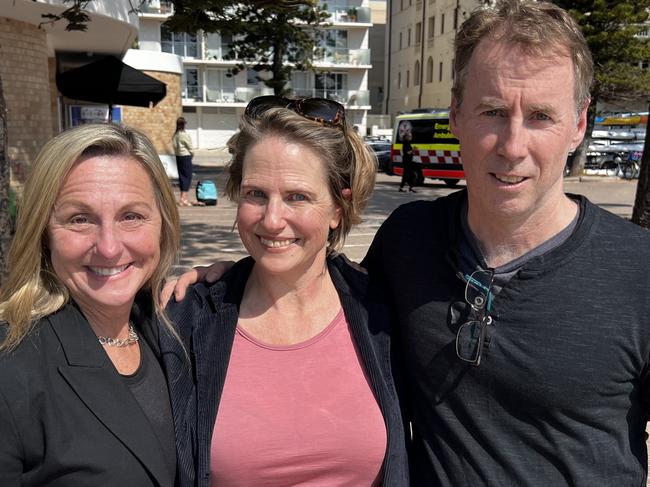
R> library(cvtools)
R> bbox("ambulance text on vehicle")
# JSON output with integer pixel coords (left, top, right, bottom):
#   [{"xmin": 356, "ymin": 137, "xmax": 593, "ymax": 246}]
[{"xmin": 390, "ymin": 110, "xmax": 464, "ymax": 187}]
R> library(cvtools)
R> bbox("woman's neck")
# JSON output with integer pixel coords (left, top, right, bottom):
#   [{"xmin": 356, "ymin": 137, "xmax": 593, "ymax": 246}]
[{"xmin": 239, "ymin": 260, "xmax": 342, "ymax": 345}]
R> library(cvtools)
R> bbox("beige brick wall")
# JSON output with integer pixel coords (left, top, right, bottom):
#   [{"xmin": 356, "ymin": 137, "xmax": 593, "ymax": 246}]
[
  {"xmin": 122, "ymin": 71, "xmax": 182, "ymax": 155},
  {"xmin": 0, "ymin": 17, "xmax": 54, "ymax": 184}
]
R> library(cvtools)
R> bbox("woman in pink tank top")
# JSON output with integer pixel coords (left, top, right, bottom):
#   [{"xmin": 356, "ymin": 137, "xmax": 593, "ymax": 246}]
[{"xmin": 164, "ymin": 96, "xmax": 408, "ymax": 487}]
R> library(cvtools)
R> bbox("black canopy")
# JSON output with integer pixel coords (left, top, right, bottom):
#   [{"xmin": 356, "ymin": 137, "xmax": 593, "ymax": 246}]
[{"xmin": 56, "ymin": 56, "xmax": 167, "ymax": 110}]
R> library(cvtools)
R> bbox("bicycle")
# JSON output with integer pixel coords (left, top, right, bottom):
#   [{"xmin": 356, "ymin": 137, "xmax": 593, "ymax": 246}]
[{"xmin": 616, "ymin": 151, "xmax": 642, "ymax": 179}]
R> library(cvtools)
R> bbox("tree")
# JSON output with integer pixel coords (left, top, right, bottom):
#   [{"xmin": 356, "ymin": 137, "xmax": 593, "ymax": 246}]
[
  {"xmin": 554, "ymin": 1, "xmax": 650, "ymax": 175},
  {"xmin": 165, "ymin": 1, "xmax": 329, "ymax": 95}
]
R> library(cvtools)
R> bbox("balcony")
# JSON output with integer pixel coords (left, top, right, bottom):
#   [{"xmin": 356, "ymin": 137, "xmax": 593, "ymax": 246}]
[
  {"xmin": 205, "ymin": 86, "xmax": 274, "ymax": 104},
  {"xmin": 315, "ymin": 48, "xmax": 371, "ymax": 66},
  {"xmin": 292, "ymin": 89, "xmax": 370, "ymax": 107},
  {"xmin": 140, "ymin": 0, "xmax": 173, "ymax": 14},
  {"xmin": 324, "ymin": 4, "xmax": 371, "ymax": 24}
]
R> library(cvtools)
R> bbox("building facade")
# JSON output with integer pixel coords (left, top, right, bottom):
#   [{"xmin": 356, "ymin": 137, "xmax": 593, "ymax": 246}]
[
  {"xmin": 1, "ymin": 0, "xmax": 183, "ymax": 184},
  {"xmin": 137, "ymin": 0, "xmax": 374, "ymax": 148},
  {"xmin": 386, "ymin": 0, "xmax": 481, "ymax": 116}
]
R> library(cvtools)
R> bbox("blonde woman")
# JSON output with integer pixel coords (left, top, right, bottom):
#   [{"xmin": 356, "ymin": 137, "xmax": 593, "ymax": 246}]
[{"xmin": 0, "ymin": 124, "xmax": 181, "ymax": 487}]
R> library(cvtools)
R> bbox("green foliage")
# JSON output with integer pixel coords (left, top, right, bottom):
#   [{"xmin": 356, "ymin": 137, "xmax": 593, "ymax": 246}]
[
  {"xmin": 36, "ymin": 0, "xmax": 93, "ymax": 31},
  {"xmin": 166, "ymin": 1, "xmax": 330, "ymax": 95},
  {"xmin": 552, "ymin": 0, "xmax": 650, "ymax": 103}
]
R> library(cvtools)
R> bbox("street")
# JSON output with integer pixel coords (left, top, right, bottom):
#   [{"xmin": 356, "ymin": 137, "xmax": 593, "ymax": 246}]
[{"xmin": 175, "ymin": 162, "xmax": 641, "ymax": 271}]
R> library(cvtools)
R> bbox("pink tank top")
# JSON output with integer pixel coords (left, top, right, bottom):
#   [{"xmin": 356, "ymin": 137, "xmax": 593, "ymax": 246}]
[{"xmin": 210, "ymin": 309, "xmax": 387, "ymax": 486}]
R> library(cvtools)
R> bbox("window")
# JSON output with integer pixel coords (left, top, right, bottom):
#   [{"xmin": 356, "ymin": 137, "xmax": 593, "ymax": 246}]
[
  {"xmin": 408, "ymin": 28, "xmax": 412, "ymax": 47},
  {"xmin": 428, "ymin": 16, "xmax": 435, "ymax": 39},
  {"xmin": 291, "ymin": 71, "xmax": 311, "ymax": 97},
  {"xmin": 398, "ymin": 72, "xmax": 402, "ymax": 89},
  {"xmin": 315, "ymin": 72, "xmax": 347, "ymax": 101},
  {"xmin": 439, "ymin": 61, "xmax": 443, "ymax": 82},
  {"xmin": 246, "ymin": 69, "xmax": 258, "ymax": 86},
  {"xmin": 426, "ymin": 57, "xmax": 434, "ymax": 83},
  {"xmin": 182, "ymin": 68, "xmax": 200, "ymax": 100},
  {"xmin": 407, "ymin": 69, "xmax": 410, "ymax": 88},
  {"xmin": 414, "ymin": 61, "xmax": 420, "ymax": 86},
  {"xmin": 451, "ymin": 58, "xmax": 455, "ymax": 80},
  {"xmin": 400, "ymin": 0, "xmax": 404, "ymax": 10},
  {"xmin": 206, "ymin": 69, "xmax": 236, "ymax": 102},
  {"xmin": 454, "ymin": 7, "xmax": 459, "ymax": 29},
  {"xmin": 318, "ymin": 29, "xmax": 348, "ymax": 62},
  {"xmin": 415, "ymin": 22, "xmax": 422, "ymax": 44},
  {"xmin": 205, "ymin": 33, "xmax": 232, "ymax": 60},
  {"xmin": 399, "ymin": 32, "xmax": 403, "ymax": 50},
  {"xmin": 161, "ymin": 26, "xmax": 198, "ymax": 58},
  {"xmin": 441, "ymin": 14, "xmax": 445, "ymax": 35}
]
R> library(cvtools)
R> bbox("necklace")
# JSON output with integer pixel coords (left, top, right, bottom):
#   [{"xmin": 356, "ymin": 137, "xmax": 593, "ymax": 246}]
[{"xmin": 97, "ymin": 323, "xmax": 139, "ymax": 347}]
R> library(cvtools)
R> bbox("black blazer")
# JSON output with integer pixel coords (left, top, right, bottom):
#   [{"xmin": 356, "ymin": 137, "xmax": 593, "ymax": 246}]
[
  {"xmin": 161, "ymin": 254, "xmax": 409, "ymax": 487},
  {"xmin": 0, "ymin": 301, "xmax": 175, "ymax": 487}
]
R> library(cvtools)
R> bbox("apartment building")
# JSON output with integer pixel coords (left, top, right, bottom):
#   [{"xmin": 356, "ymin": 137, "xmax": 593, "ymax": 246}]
[
  {"xmin": 386, "ymin": 0, "xmax": 480, "ymax": 115},
  {"xmin": 138, "ymin": 0, "xmax": 374, "ymax": 148}
]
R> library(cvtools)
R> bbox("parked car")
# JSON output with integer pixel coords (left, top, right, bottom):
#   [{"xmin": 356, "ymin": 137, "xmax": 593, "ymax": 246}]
[{"xmin": 367, "ymin": 141, "xmax": 392, "ymax": 172}]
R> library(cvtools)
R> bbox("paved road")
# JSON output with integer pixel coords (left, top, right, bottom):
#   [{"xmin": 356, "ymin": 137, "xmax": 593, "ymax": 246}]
[{"xmin": 175, "ymin": 164, "xmax": 640, "ymax": 271}]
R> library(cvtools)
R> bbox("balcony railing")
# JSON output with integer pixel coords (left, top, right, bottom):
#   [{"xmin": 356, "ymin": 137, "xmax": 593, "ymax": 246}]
[
  {"xmin": 206, "ymin": 47, "xmax": 237, "ymax": 61},
  {"xmin": 326, "ymin": 5, "xmax": 371, "ymax": 24},
  {"xmin": 140, "ymin": 0, "xmax": 173, "ymax": 14},
  {"xmin": 315, "ymin": 48, "xmax": 370, "ymax": 65},
  {"xmin": 205, "ymin": 86, "xmax": 274, "ymax": 103},
  {"xmin": 292, "ymin": 89, "xmax": 369, "ymax": 107},
  {"xmin": 182, "ymin": 86, "xmax": 201, "ymax": 101}
]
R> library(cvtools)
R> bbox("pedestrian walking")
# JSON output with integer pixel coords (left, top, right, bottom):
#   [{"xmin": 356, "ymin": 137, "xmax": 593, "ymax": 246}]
[
  {"xmin": 399, "ymin": 132, "xmax": 416, "ymax": 192},
  {"xmin": 172, "ymin": 117, "xmax": 194, "ymax": 206}
]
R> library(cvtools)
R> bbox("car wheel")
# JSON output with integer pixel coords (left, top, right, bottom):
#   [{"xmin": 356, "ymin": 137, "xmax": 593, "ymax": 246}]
[
  {"xmin": 443, "ymin": 179, "xmax": 459, "ymax": 188},
  {"xmin": 601, "ymin": 161, "xmax": 617, "ymax": 177},
  {"xmin": 386, "ymin": 160, "xmax": 394, "ymax": 176}
]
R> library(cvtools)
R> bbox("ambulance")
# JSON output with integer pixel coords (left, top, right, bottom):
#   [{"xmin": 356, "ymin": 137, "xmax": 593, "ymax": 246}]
[{"xmin": 389, "ymin": 109, "xmax": 464, "ymax": 187}]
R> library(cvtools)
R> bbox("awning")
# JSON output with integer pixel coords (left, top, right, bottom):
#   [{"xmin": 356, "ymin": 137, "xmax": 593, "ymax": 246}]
[{"xmin": 56, "ymin": 56, "xmax": 167, "ymax": 110}]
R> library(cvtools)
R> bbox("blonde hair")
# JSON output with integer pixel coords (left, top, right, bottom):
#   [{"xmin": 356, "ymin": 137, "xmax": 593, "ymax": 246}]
[
  {"xmin": 0, "ymin": 123, "xmax": 181, "ymax": 351},
  {"xmin": 225, "ymin": 108, "xmax": 376, "ymax": 251},
  {"xmin": 453, "ymin": 0, "xmax": 593, "ymax": 114}
]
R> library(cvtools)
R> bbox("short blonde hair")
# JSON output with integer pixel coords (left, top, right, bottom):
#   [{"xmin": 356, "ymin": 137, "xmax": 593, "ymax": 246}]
[
  {"xmin": 225, "ymin": 107, "xmax": 376, "ymax": 251},
  {"xmin": 0, "ymin": 123, "xmax": 181, "ymax": 351}
]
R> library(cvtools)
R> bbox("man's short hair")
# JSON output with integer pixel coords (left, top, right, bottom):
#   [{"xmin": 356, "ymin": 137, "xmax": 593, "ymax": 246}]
[{"xmin": 452, "ymin": 0, "xmax": 593, "ymax": 114}]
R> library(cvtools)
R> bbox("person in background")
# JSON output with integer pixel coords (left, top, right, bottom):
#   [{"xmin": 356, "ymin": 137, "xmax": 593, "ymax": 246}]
[
  {"xmin": 161, "ymin": 96, "xmax": 408, "ymax": 487},
  {"xmin": 398, "ymin": 132, "xmax": 416, "ymax": 192},
  {"xmin": 173, "ymin": 116, "xmax": 194, "ymax": 206},
  {"xmin": 0, "ymin": 124, "xmax": 181, "ymax": 487}
]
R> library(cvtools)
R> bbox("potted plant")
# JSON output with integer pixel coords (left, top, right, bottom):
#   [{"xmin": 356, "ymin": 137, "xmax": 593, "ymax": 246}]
[{"xmin": 347, "ymin": 7, "xmax": 358, "ymax": 22}]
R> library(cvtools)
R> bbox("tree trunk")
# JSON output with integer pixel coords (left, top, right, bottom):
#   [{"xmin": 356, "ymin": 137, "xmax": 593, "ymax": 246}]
[
  {"xmin": 268, "ymin": 14, "xmax": 289, "ymax": 96},
  {"xmin": 568, "ymin": 102, "xmax": 597, "ymax": 177},
  {"xmin": 631, "ymin": 101, "xmax": 650, "ymax": 229},
  {"xmin": 0, "ymin": 75, "xmax": 10, "ymax": 283}
]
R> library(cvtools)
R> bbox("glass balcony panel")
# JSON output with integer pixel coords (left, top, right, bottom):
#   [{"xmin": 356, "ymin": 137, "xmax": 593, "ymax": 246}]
[
  {"xmin": 183, "ymin": 86, "xmax": 201, "ymax": 101},
  {"xmin": 315, "ymin": 48, "xmax": 370, "ymax": 65}
]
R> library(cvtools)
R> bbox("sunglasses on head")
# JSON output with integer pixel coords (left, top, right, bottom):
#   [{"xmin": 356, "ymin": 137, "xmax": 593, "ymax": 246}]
[{"xmin": 244, "ymin": 95, "xmax": 346, "ymax": 129}]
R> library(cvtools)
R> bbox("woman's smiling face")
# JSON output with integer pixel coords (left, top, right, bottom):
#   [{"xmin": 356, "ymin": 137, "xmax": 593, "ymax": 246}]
[
  {"xmin": 236, "ymin": 136, "xmax": 341, "ymax": 279},
  {"xmin": 47, "ymin": 155, "xmax": 162, "ymax": 318}
]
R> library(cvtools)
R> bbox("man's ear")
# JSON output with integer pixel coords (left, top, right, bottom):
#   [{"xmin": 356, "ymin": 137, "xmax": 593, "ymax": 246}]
[
  {"xmin": 570, "ymin": 102, "xmax": 589, "ymax": 150},
  {"xmin": 450, "ymin": 96, "xmax": 460, "ymax": 134}
]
